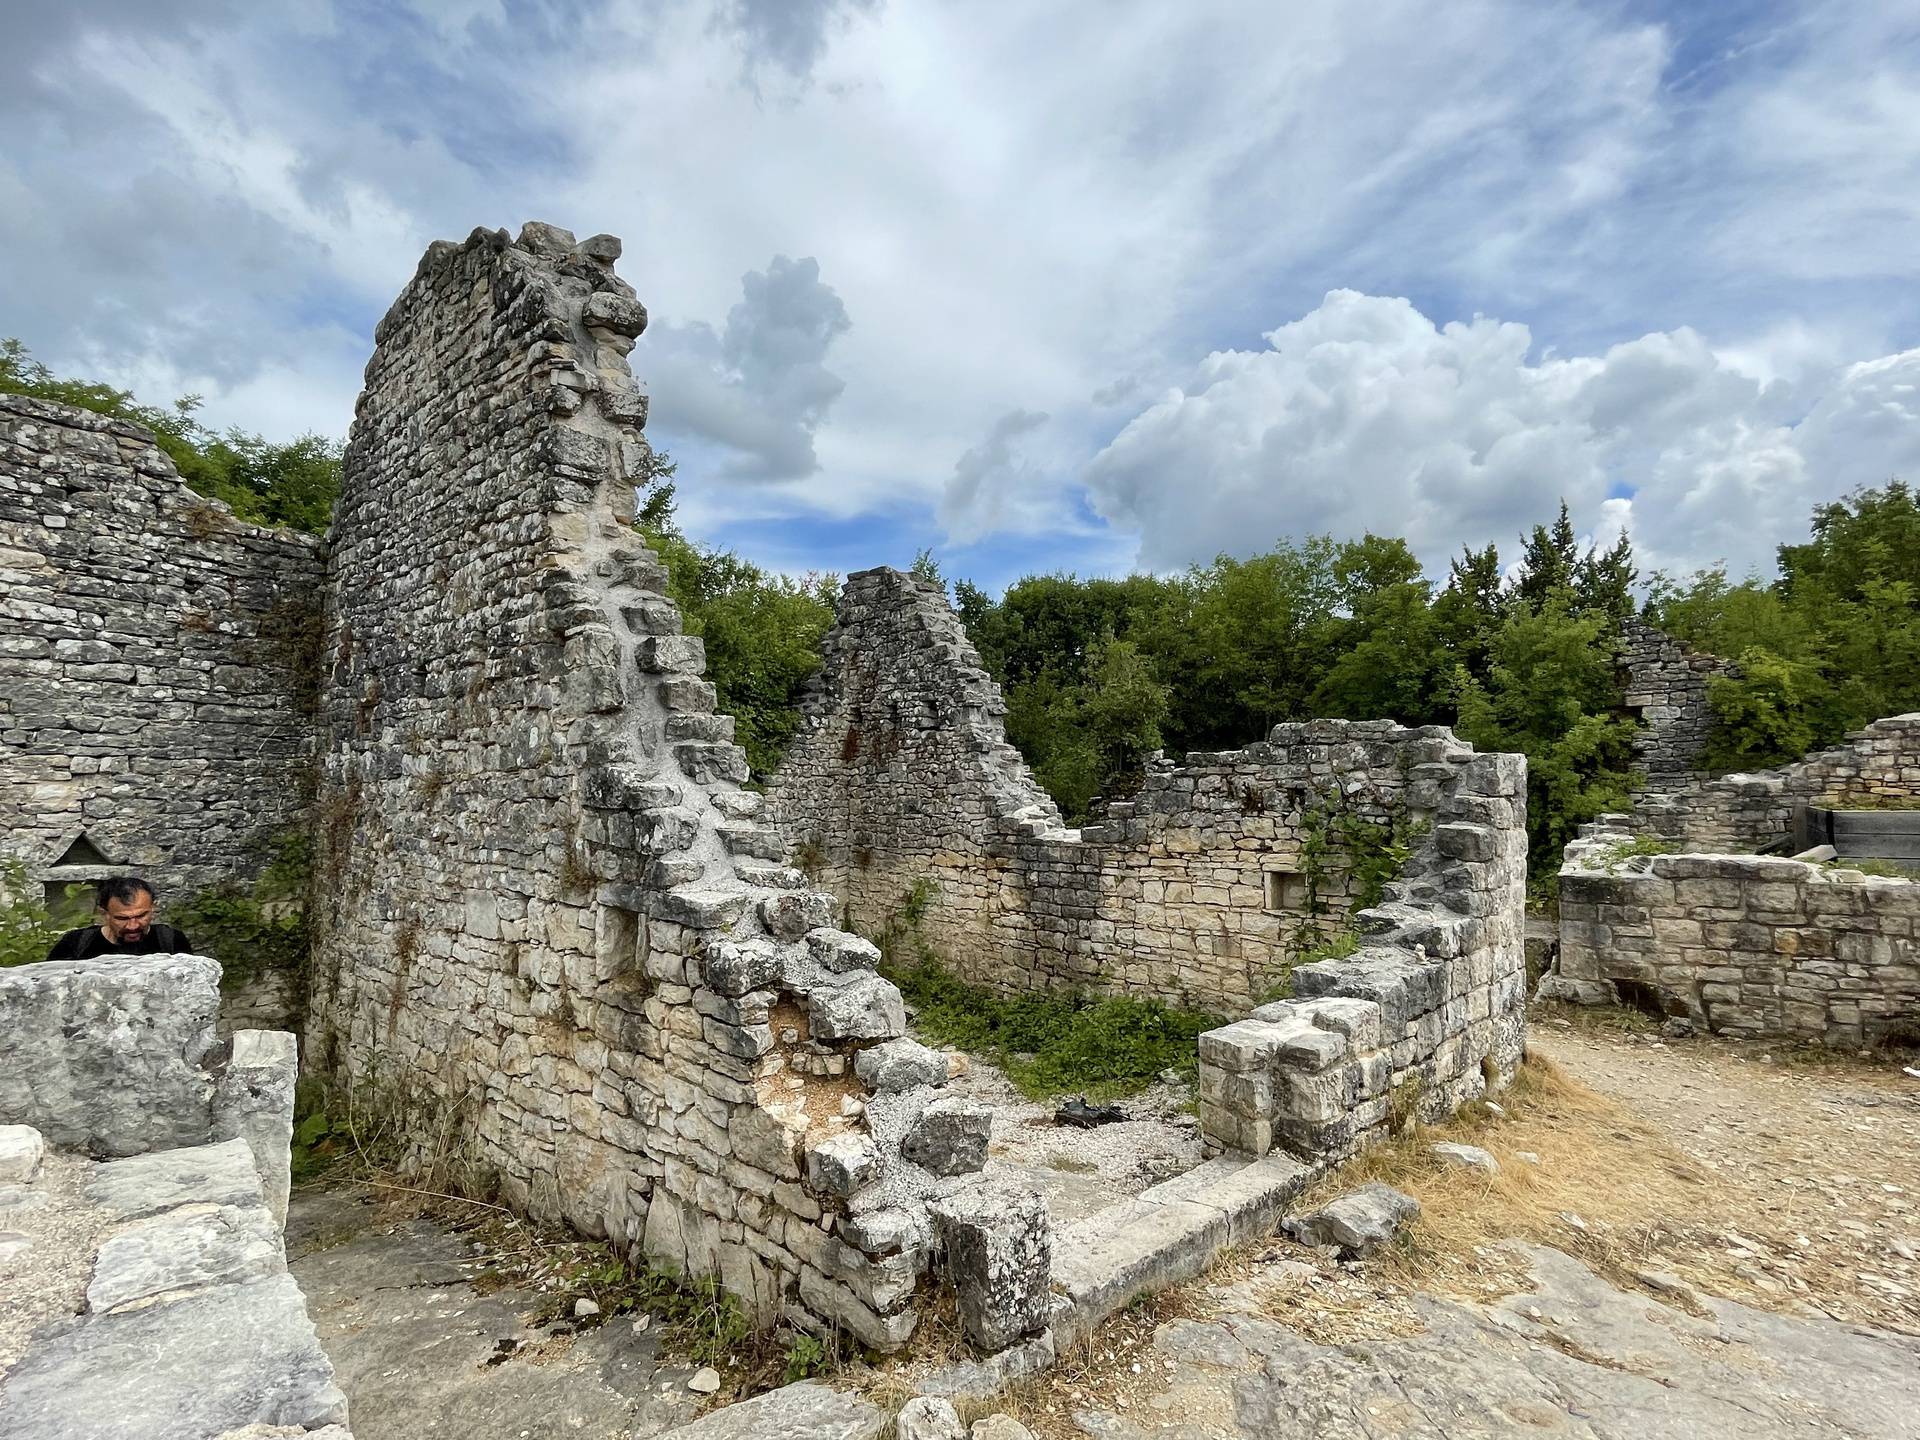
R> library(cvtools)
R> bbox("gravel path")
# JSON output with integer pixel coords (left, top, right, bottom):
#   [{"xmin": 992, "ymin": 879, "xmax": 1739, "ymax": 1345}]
[{"xmin": 1531, "ymin": 1021, "xmax": 1920, "ymax": 1329}]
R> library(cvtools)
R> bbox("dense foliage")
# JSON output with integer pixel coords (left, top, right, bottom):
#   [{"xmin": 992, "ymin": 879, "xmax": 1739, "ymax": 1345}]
[
  {"xmin": 0, "ymin": 859, "xmax": 63, "ymax": 968},
  {"xmin": 0, "ymin": 339, "xmax": 340, "ymax": 534},
  {"xmin": 636, "ymin": 475, "xmax": 838, "ymax": 781},
  {"xmin": 1647, "ymin": 482, "xmax": 1920, "ymax": 770}
]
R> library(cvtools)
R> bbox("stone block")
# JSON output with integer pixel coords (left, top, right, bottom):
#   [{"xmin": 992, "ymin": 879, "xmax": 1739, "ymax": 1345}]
[
  {"xmin": 903, "ymin": 1097, "xmax": 992, "ymax": 1176},
  {"xmin": 761, "ymin": 889, "xmax": 834, "ymax": 942},
  {"xmin": 805, "ymin": 1131, "xmax": 879, "ymax": 1198},
  {"xmin": 1284, "ymin": 1182, "xmax": 1420, "ymax": 1257},
  {"xmin": 807, "ymin": 928, "xmax": 883, "ymax": 973},
  {"xmin": 854, "ymin": 1038, "xmax": 949, "ymax": 1093},
  {"xmin": 929, "ymin": 1184, "xmax": 1053, "ymax": 1353},
  {"xmin": 211, "ymin": 1029, "xmax": 298, "ymax": 1227},
  {"xmin": 651, "ymin": 1382, "xmax": 885, "ymax": 1439},
  {"xmin": 807, "ymin": 974, "xmax": 907, "ymax": 1042},
  {"xmin": 87, "ymin": 1200, "xmax": 285, "ymax": 1313},
  {"xmin": 0, "ymin": 1124, "xmax": 44, "ymax": 1184}
]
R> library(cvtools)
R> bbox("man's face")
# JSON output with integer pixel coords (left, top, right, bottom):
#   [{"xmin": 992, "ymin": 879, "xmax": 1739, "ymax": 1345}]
[{"xmin": 101, "ymin": 893, "xmax": 153, "ymax": 943}]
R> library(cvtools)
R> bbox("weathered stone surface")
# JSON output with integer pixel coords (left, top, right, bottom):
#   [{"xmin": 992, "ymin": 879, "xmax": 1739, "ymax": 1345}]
[
  {"xmin": 896, "ymin": 1395, "xmax": 967, "ymax": 1440},
  {"xmin": 653, "ymin": 1381, "xmax": 884, "ymax": 1439},
  {"xmin": 0, "ymin": 1123, "xmax": 44, "ymax": 1183},
  {"xmin": 806, "ymin": 1132, "xmax": 879, "ymax": 1198},
  {"xmin": 213, "ymin": 1029, "xmax": 298, "ymax": 1226},
  {"xmin": 807, "ymin": 928, "xmax": 882, "ymax": 974},
  {"xmin": 1283, "ymin": 1182, "xmax": 1420, "ymax": 1257},
  {"xmin": 759, "ymin": 890, "xmax": 833, "ymax": 942},
  {"xmin": 0, "ymin": 394, "xmax": 325, "ymax": 953},
  {"xmin": 929, "ymin": 1184, "xmax": 1053, "ymax": 1353},
  {"xmin": 86, "ymin": 1136, "xmax": 265, "ymax": 1219},
  {"xmin": 970, "ymin": 1417, "xmax": 1035, "ymax": 1440},
  {"xmin": 854, "ymin": 1038, "xmax": 949, "ymax": 1094},
  {"xmin": 87, "ymin": 1200, "xmax": 285, "ymax": 1313},
  {"xmin": 903, "ymin": 1097, "xmax": 992, "ymax": 1177},
  {"xmin": 0, "ymin": 1273, "xmax": 349, "ymax": 1439},
  {"xmin": 0, "ymin": 953, "xmax": 220, "ymax": 1156},
  {"xmin": 1430, "ymin": 1141, "xmax": 1498, "ymax": 1175},
  {"xmin": 807, "ymin": 973, "xmax": 908, "ymax": 1042}
]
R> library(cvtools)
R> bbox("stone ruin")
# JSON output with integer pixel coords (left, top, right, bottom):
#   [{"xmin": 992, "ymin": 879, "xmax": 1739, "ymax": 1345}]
[
  {"xmin": 0, "ymin": 222, "xmax": 1541, "ymax": 1427},
  {"xmin": 1544, "ymin": 707, "xmax": 1920, "ymax": 1045}
]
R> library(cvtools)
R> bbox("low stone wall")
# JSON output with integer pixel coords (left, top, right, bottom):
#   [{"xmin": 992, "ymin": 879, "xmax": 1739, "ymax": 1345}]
[
  {"xmin": 1632, "ymin": 714, "xmax": 1920, "ymax": 853},
  {"xmin": 1550, "ymin": 824, "xmax": 1920, "ymax": 1047}
]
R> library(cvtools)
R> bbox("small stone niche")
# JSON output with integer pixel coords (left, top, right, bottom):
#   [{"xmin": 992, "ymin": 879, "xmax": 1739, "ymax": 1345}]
[{"xmin": 1263, "ymin": 868, "xmax": 1307, "ymax": 912}]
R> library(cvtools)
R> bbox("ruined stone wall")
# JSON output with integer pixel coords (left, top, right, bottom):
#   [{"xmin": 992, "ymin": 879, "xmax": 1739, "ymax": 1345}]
[
  {"xmin": 771, "ymin": 568, "xmax": 1527, "ymax": 1018},
  {"xmin": 308, "ymin": 225, "xmax": 1044, "ymax": 1354},
  {"xmin": 1553, "ymin": 823, "xmax": 1920, "ymax": 1046},
  {"xmin": 0, "ymin": 394, "xmax": 325, "ymax": 916},
  {"xmin": 1620, "ymin": 617, "xmax": 1734, "ymax": 788},
  {"xmin": 1632, "ymin": 714, "xmax": 1920, "ymax": 852}
]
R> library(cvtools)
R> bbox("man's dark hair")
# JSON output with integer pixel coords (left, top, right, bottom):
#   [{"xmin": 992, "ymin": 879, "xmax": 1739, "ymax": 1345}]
[{"xmin": 96, "ymin": 875, "xmax": 154, "ymax": 908}]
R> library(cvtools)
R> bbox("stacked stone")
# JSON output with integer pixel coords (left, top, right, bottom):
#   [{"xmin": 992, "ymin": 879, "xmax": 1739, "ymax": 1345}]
[
  {"xmin": 0, "ymin": 393, "xmax": 325, "ymax": 940},
  {"xmin": 1632, "ymin": 713, "xmax": 1920, "ymax": 853},
  {"xmin": 1550, "ymin": 821, "xmax": 1920, "ymax": 1046},
  {"xmin": 1195, "ymin": 729, "xmax": 1529, "ymax": 1164},
  {"xmin": 777, "ymin": 593, "xmax": 1527, "ymax": 1020},
  {"xmin": 308, "ymin": 225, "xmax": 1042, "ymax": 1354},
  {"xmin": 1619, "ymin": 617, "xmax": 1735, "ymax": 790}
]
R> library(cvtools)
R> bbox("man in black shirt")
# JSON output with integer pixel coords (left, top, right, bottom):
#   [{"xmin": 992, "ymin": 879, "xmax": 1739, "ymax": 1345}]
[{"xmin": 46, "ymin": 876, "xmax": 193, "ymax": 961}]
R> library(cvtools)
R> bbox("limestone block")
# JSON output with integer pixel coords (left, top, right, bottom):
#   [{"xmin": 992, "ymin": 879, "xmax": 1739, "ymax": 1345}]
[
  {"xmin": 1430, "ymin": 1141, "xmax": 1498, "ymax": 1175},
  {"xmin": 652, "ymin": 1382, "xmax": 885, "ymax": 1439},
  {"xmin": 0, "ymin": 1273, "xmax": 349, "ymax": 1438},
  {"xmin": 0, "ymin": 1124, "xmax": 44, "ymax": 1183},
  {"xmin": 761, "ymin": 890, "xmax": 834, "ymax": 942},
  {"xmin": 805, "ymin": 1131, "xmax": 879, "ymax": 1198},
  {"xmin": 87, "ymin": 1137, "xmax": 267, "ymax": 1220},
  {"xmin": 928, "ymin": 1183, "xmax": 1053, "ymax": 1353},
  {"xmin": 807, "ymin": 928, "xmax": 883, "ymax": 974},
  {"xmin": 1283, "ymin": 1182, "xmax": 1420, "ymax": 1257},
  {"xmin": 903, "ymin": 1097, "xmax": 992, "ymax": 1177},
  {"xmin": 854, "ymin": 1038, "xmax": 949, "ymax": 1094},
  {"xmin": 212, "ymin": 1029, "xmax": 298, "ymax": 1227},
  {"xmin": 807, "ymin": 974, "xmax": 907, "ymax": 1042},
  {"xmin": 897, "ymin": 1395, "xmax": 967, "ymax": 1440},
  {"xmin": 87, "ymin": 1201, "xmax": 286, "ymax": 1313},
  {"xmin": 0, "ymin": 953, "xmax": 220, "ymax": 1156},
  {"xmin": 700, "ymin": 938, "xmax": 784, "ymax": 997}
]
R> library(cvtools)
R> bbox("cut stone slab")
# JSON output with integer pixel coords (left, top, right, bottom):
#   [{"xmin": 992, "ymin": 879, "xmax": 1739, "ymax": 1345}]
[
  {"xmin": 1284, "ymin": 1181, "xmax": 1420, "ymax": 1258},
  {"xmin": 87, "ymin": 1201, "xmax": 286, "ymax": 1314},
  {"xmin": 0, "ymin": 1272, "xmax": 349, "ymax": 1439},
  {"xmin": 653, "ymin": 1381, "xmax": 885, "ymax": 1439},
  {"xmin": 212, "ymin": 1029, "xmax": 298, "ymax": 1227},
  {"xmin": 903, "ymin": 1097, "xmax": 992, "ymax": 1177},
  {"xmin": 86, "ymin": 1137, "xmax": 266, "ymax": 1220},
  {"xmin": 0, "ymin": 1123, "xmax": 44, "ymax": 1183},
  {"xmin": 1429, "ymin": 1141, "xmax": 1498, "ymax": 1176}
]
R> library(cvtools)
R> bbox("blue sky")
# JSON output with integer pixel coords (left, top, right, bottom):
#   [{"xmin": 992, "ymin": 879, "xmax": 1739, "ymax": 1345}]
[{"xmin": 5, "ymin": 1, "xmax": 1919, "ymax": 592}]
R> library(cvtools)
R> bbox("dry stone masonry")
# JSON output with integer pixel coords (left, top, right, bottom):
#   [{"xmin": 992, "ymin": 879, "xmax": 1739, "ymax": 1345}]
[
  {"xmin": 0, "ymin": 394, "xmax": 325, "ymax": 913},
  {"xmin": 769, "ymin": 569, "xmax": 1530, "ymax": 1166},
  {"xmin": 1618, "ymin": 616, "xmax": 1735, "ymax": 789},
  {"xmin": 305, "ymin": 224, "xmax": 1044, "ymax": 1353}
]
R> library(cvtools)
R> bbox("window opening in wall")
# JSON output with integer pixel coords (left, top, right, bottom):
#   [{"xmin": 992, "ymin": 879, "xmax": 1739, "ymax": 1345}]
[
  {"xmin": 51, "ymin": 833, "xmax": 113, "ymax": 867},
  {"xmin": 1263, "ymin": 869, "xmax": 1306, "ymax": 912}
]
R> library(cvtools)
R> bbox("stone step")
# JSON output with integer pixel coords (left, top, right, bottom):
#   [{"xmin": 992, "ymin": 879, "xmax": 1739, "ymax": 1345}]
[
  {"xmin": 635, "ymin": 635, "xmax": 704, "ymax": 674},
  {"xmin": 620, "ymin": 598, "xmax": 682, "ymax": 636},
  {"xmin": 732, "ymin": 859, "xmax": 807, "ymax": 889},
  {"xmin": 666, "ymin": 712, "xmax": 735, "ymax": 743},
  {"xmin": 718, "ymin": 820, "xmax": 787, "ymax": 861},
  {"xmin": 650, "ymin": 887, "xmax": 750, "ymax": 930},
  {"xmin": 710, "ymin": 789, "xmax": 763, "ymax": 819},
  {"xmin": 604, "ymin": 548, "xmax": 669, "ymax": 592},
  {"xmin": 676, "ymin": 741, "xmax": 749, "ymax": 786},
  {"xmin": 1050, "ymin": 1152, "xmax": 1313, "ymax": 1349}
]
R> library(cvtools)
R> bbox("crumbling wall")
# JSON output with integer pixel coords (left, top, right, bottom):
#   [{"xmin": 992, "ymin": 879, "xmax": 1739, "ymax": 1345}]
[
  {"xmin": 1632, "ymin": 714, "xmax": 1920, "ymax": 852},
  {"xmin": 307, "ymin": 224, "xmax": 1043, "ymax": 1353},
  {"xmin": 771, "ymin": 568, "xmax": 1527, "ymax": 1018},
  {"xmin": 0, "ymin": 395, "xmax": 325, "ymax": 917},
  {"xmin": 1619, "ymin": 617, "xmax": 1735, "ymax": 788},
  {"xmin": 1552, "ymin": 823, "xmax": 1920, "ymax": 1046}
]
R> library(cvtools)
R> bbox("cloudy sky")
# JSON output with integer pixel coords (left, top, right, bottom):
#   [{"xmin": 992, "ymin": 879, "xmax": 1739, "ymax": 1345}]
[{"xmin": 7, "ymin": 1, "xmax": 1920, "ymax": 590}]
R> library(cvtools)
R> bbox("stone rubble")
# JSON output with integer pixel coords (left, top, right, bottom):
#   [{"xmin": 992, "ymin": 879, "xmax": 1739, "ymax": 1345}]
[{"xmin": 1282, "ymin": 1182, "xmax": 1421, "ymax": 1258}]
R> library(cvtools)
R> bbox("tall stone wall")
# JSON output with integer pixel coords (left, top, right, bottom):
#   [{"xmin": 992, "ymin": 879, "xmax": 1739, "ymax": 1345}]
[
  {"xmin": 1619, "ymin": 616, "xmax": 1734, "ymax": 787},
  {"xmin": 0, "ymin": 395, "xmax": 325, "ymax": 916},
  {"xmin": 1632, "ymin": 714, "xmax": 1920, "ymax": 852},
  {"xmin": 307, "ymin": 224, "xmax": 1042, "ymax": 1354},
  {"xmin": 1553, "ymin": 823, "xmax": 1920, "ymax": 1046},
  {"xmin": 770, "ymin": 567, "xmax": 1530, "ymax": 1018}
]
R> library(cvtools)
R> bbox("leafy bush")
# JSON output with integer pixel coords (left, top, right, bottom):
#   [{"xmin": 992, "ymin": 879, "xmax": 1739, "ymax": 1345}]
[
  {"xmin": 169, "ymin": 832, "xmax": 311, "ymax": 992},
  {"xmin": 886, "ymin": 958, "xmax": 1219, "ymax": 1100},
  {"xmin": 0, "ymin": 859, "xmax": 63, "ymax": 968}
]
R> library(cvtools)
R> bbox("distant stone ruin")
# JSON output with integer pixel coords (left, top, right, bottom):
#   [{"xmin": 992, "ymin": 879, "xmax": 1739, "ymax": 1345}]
[
  {"xmin": 1545, "ymin": 710, "xmax": 1920, "ymax": 1045},
  {"xmin": 1618, "ymin": 616, "xmax": 1736, "ymax": 789}
]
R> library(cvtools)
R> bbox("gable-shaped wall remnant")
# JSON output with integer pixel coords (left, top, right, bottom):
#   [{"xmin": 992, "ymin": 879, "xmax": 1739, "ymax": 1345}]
[
  {"xmin": 1618, "ymin": 617, "xmax": 1735, "ymax": 789},
  {"xmin": 308, "ymin": 225, "xmax": 1049, "ymax": 1354},
  {"xmin": 0, "ymin": 395, "xmax": 325, "ymax": 917}
]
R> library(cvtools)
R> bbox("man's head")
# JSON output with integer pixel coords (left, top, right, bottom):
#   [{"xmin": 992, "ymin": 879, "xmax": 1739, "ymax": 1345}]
[{"xmin": 95, "ymin": 876, "xmax": 156, "ymax": 943}]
